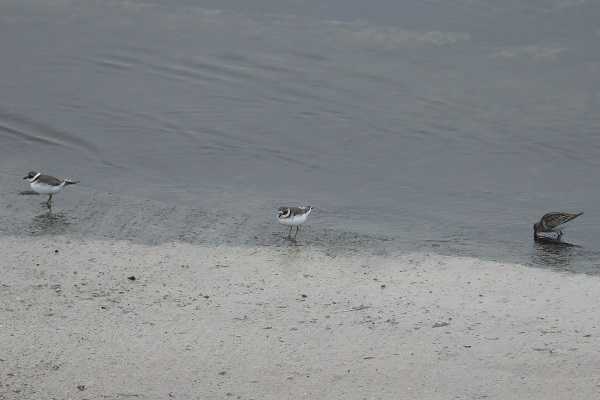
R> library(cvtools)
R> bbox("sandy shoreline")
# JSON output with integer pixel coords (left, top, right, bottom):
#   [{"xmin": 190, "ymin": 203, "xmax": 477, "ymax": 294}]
[{"xmin": 1, "ymin": 235, "xmax": 599, "ymax": 399}]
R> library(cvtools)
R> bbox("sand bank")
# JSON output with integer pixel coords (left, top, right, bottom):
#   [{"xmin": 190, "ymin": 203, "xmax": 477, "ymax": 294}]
[{"xmin": 1, "ymin": 235, "xmax": 599, "ymax": 399}]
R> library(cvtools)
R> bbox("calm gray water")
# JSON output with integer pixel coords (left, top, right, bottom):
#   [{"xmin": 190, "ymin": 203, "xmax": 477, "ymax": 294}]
[{"xmin": 1, "ymin": 1, "xmax": 599, "ymax": 271}]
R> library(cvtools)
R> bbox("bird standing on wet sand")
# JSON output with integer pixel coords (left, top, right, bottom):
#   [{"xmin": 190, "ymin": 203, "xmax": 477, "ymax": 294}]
[
  {"xmin": 533, "ymin": 212, "xmax": 583, "ymax": 239},
  {"xmin": 277, "ymin": 206, "xmax": 313, "ymax": 241},
  {"xmin": 23, "ymin": 171, "xmax": 78, "ymax": 208}
]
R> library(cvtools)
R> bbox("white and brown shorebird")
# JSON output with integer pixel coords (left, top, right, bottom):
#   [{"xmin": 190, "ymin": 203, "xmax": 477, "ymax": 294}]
[
  {"xmin": 23, "ymin": 171, "xmax": 78, "ymax": 208},
  {"xmin": 277, "ymin": 206, "xmax": 313, "ymax": 241},
  {"xmin": 533, "ymin": 212, "xmax": 583, "ymax": 239}
]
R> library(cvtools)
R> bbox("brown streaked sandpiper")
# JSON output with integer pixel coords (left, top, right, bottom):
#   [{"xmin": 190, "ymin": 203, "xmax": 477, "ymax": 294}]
[{"xmin": 533, "ymin": 212, "xmax": 583, "ymax": 239}]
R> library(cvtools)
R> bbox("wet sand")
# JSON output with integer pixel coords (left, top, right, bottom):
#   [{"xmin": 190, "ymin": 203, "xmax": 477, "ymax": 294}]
[{"xmin": 1, "ymin": 234, "xmax": 599, "ymax": 399}]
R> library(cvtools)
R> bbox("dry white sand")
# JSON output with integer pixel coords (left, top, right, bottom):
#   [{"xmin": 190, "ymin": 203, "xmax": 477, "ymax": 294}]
[{"xmin": 1, "ymin": 235, "xmax": 599, "ymax": 399}]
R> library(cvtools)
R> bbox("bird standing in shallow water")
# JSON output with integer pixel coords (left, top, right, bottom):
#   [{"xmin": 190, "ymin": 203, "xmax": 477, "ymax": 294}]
[
  {"xmin": 533, "ymin": 212, "xmax": 583, "ymax": 239},
  {"xmin": 277, "ymin": 206, "xmax": 313, "ymax": 241},
  {"xmin": 23, "ymin": 171, "xmax": 78, "ymax": 208}
]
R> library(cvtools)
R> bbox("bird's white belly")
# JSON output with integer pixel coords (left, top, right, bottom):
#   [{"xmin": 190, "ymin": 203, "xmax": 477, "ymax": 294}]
[
  {"xmin": 31, "ymin": 181, "xmax": 63, "ymax": 195},
  {"xmin": 278, "ymin": 214, "xmax": 307, "ymax": 227}
]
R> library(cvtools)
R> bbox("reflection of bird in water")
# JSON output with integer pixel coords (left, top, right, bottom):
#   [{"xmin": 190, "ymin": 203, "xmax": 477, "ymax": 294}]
[
  {"xmin": 533, "ymin": 235, "xmax": 579, "ymax": 247},
  {"xmin": 30, "ymin": 211, "xmax": 70, "ymax": 235},
  {"xmin": 532, "ymin": 234, "xmax": 581, "ymax": 271},
  {"xmin": 533, "ymin": 212, "xmax": 583, "ymax": 239}
]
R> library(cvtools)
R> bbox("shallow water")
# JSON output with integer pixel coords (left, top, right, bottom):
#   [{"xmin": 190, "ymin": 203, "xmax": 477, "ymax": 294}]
[{"xmin": 1, "ymin": 0, "xmax": 599, "ymax": 272}]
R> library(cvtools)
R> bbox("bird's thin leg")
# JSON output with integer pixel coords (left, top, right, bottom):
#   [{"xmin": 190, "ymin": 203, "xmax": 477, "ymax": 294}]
[
  {"xmin": 285, "ymin": 226, "xmax": 293, "ymax": 240},
  {"xmin": 293, "ymin": 226, "xmax": 300, "ymax": 239},
  {"xmin": 46, "ymin": 195, "xmax": 52, "ymax": 208}
]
